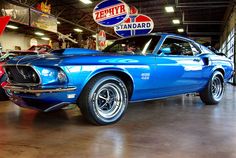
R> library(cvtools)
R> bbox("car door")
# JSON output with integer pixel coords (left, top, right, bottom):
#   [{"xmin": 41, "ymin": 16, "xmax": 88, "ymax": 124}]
[{"xmin": 154, "ymin": 37, "xmax": 204, "ymax": 97}]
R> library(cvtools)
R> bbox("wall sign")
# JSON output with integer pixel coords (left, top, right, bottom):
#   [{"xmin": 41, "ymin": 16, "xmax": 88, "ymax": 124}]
[
  {"xmin": 36, "ymin": 0, "xmax": 51, "ymax": 14},
  {"xmin": 0, "ymin": 1, "xmax": 29, "ymax": 25},
  {"xmin": 114, "ymin": 14, "xmax": 154, "ymax": 37},
  {"xmin": 93, "ymin": 0, "xmax": 130, "ymax": 27},
  {"xmin": 130, "ymin": 6, "xmax": 138, "ymax": 15},
  {"xmin": 30, "ymin": 9, "xmax": 57, "ymax": 33}
]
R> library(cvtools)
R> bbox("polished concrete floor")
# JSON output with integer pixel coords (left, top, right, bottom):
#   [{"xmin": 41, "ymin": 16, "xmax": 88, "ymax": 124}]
[{"xmin": 0, "ymin": 85, "xmax": 236, "ymax": 158}]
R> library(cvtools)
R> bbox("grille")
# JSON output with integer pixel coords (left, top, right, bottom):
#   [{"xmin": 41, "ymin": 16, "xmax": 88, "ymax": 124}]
[{"xmin": 5, "ymin": 66, "xmax": 40, "ymax": 84}]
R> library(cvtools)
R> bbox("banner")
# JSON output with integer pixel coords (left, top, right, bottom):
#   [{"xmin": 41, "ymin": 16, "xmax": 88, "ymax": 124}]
[
  {"xmin": 0, "ymin": 1, "xmax": 29, "ymax": 25},
  {"xmin": 0, "ymin": 16, "xmax": 10, "ymax": 35},
  {"xmin": 30, "ymin": 9, "xmax": 57, "ymax": 33}
]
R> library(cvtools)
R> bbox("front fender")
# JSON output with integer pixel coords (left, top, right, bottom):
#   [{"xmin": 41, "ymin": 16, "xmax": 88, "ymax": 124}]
[{"xmin": 83, "ymin": 67, "xmax": 134, "ymax": 89}]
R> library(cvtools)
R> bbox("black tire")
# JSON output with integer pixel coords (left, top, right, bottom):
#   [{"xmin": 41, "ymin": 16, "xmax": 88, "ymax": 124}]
[
  {"xmin": 200, "ymin": 71, "xmax": 224, "ymax": 105},
  {"xmin": 0, "ymin": 74, "xmax": 8, "ymax": 101},
  {"xmin": 78, "ymin": 74, "xmax": 128, "ymax": 125}
]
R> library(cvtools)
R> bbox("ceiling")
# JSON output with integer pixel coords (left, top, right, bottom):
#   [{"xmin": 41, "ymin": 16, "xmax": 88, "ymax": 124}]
[{"xmin": 7, "ymin": 0, "xmax": 235, "ymax": 45}]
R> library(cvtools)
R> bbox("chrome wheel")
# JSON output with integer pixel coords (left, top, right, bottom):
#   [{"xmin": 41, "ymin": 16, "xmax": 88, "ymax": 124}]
[
  {"xmin": 79, "ymin": 75, "xmax": 129, "ymax": 125},
  {"xmin": 94, "ymin": 83, "xmax": 124, "ymax": 119},
  {"xmin": 211, "ymin": 75, "xmax": 223, "ymax": 101}
]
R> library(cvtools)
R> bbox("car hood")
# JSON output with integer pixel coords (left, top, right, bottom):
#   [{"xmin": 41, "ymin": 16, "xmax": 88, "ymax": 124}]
[{"xmin": 5, "ymin": 48, "xmax": 149, "ymax": 66}]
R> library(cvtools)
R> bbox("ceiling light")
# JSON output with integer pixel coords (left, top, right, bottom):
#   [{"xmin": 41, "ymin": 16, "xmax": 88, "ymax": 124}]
[
  {"xmin": 41, "ymin": 37, "xmax": 50, "ymax": 41},
  {"xmin": 80, "ymin": 0, "xmax": 92, "ymax": 4},
  {"xmin": 178, "ymin": 28, "xmax": 184, "ymax": 33},
  {"xmin": 74, "ymin": 28, "xmax": 83, "ymax": 33},
  {"xmin": 6, "ymin": 25, "xmax": 18, "ymax": 29},
  {"xmin": 57, "ymin": 21, "xmax": 61, "ymax": 24},
  {"xmin": 165, "ymin": 6, "xmax": 174, "ymax": 13},
  {"xmin": 35, "ymin": 32, "xmax": 44, "ymax": 36},
  {"xmin": 172, "ymin": 19, "xmax": 180, "ymax": 24}
]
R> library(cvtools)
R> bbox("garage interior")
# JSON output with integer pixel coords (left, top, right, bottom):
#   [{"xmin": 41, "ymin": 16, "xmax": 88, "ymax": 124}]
[{"xmin": 0, "ymin": 0, "xmax": 236, "ymax": 157}]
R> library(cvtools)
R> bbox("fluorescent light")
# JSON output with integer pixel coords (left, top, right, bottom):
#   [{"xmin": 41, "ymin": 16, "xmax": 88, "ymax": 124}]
[
  {"xmin": 57, "ymin": 21, "xmax": 61, "ymax": 24},
  {"xmin": 6, "ymin": 25, "xmax": 18, "ymax": 29},
  {"xmin": 80, "ymin": 0, "xmax": 92, "ymax": 4},
  {"xmin": 41, "ymin": 37, "xmax": 50, "ymax": 41},
  {"xmin": 35, "ymin": 32, "xmax": 44, "ymax": 36},
  {"xmin": 172, "ymin": 19, "xmax": 180, "ymax": 24},
  {"xmin": 165, "ymin": 6, "xmax": 174, "ymax": 13},
  {"xmin": 178, "ymin": 28, "xmax": 184, "ymax": 33},
  {"xmin": 74, "ymin": 28, "xmax": 83, "ymax": 32}
]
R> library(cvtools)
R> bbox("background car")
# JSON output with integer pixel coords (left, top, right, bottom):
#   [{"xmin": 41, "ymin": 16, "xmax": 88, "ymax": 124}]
[{"xmin": 3, "ymin": 33, "xmax": 234, "ymax": 125}]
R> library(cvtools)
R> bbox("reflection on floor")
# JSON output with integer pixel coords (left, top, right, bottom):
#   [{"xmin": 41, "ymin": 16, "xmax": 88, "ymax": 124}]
[{"xmin": 0, "ymin": 84, "xmax": 236, "ymax": 158}]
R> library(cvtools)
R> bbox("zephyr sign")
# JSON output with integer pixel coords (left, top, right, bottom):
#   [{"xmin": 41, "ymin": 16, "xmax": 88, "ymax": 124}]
[
  {"xmin": 114, "ymin": 14, "xmax": 154, "ymax": 37},
  {"xmin": 93, "ymin": 0, "xmax": 129, "ymax": 27}
]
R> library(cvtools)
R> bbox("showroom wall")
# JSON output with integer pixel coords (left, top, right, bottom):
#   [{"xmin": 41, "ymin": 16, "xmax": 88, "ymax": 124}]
[
  {"xmin": 220, "ymin": 6, "xmax": 236, "ymax": 85},
  {"xmin": 0, "ymin": 31, "xmax": 48, "ymax": 52}
]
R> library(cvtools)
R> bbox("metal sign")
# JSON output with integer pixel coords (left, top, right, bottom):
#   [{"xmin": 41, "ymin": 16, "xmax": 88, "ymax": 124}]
[
  {"xmin": 130, "ymin": 6, "xmax": 138, "ymax": 15},
  {"xmin": 93, "ymin": 0, "xmax": 130, "ymax": 27},
  {"xmin": 114, "ymin": 14, "xmax": 154, "ymax": 37}
]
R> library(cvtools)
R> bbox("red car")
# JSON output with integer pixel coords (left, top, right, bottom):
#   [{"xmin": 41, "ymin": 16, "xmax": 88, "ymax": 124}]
[{"xmin": 0, "ymin": 45, "xmax": 52, "ymax": 99}]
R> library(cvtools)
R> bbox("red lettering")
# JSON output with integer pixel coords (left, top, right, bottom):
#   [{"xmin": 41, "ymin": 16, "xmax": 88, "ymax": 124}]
[
  {"xmin": 95, "ymin": 4, "xmax": 127, "ymax": 21},
  {"xmin": 114, "ymin": 6, "xmax": 119, "ymax": 14},
  {"xmin": 95, "ymin": 12, "xmax": 100, "ymax": 20},
  {"xmin": 100, "ymin": 10, "xmax": 105, "ymax": 19},
  {"xmin": 108, "ymin": 8, "xmax": 114, "ymax": 16},
  {"xmin": 120, "ymin": 5, "xmax": 125, "ymax": 13}
]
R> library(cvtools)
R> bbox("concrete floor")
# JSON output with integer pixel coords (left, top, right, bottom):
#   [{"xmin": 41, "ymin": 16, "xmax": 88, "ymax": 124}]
[{"xmin": 0, "ymin": 85, "xmax": 235, "ymax": 158}]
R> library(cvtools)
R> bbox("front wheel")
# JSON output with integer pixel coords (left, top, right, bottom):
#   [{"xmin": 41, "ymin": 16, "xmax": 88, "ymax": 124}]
[
  {"xmin": 78, "ymin": 75, "xmax": 128, "ymax": 125},
  {"xmin": 200, "ymin": 71, "xmax": 224, "ymax": 105}
]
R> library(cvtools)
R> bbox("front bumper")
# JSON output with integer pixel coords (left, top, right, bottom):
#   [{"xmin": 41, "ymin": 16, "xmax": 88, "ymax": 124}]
[
  {"xmin": 4, "ymin": 85, "xmax": 78, "ymax": 112},
  {"xmin": 3, "ymin": 85, "xmax": 76, "ymax": 93}
]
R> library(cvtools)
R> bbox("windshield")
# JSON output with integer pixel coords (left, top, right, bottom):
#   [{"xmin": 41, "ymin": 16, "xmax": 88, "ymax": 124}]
[
  {"xmin": 28, "ymin": 45, "xmax": 50, "ymax": 52},
  {"xmin": 103, "ymin": 35, "xmax": 160, "ymax": 55}
]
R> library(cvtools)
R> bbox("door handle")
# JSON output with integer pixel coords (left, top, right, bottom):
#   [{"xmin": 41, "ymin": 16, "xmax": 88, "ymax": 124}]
[{"xmin": 193, "ymin": 58, "xmax": 201, "ymax": 62}]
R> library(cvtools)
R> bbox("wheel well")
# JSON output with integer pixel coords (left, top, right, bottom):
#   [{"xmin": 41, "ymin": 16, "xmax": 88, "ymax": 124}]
[
  {"xmin": 215, "ymin": 68, "xmax": 225, "ymax": 78},
  {"xmin": 86, "ymin": 71, "xmax": 134, "ymax": 100}
]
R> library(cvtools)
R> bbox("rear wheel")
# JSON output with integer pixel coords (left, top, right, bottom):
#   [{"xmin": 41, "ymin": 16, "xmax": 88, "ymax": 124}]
[
  {"xmin": 200, "ymin": 71, "xmax": 224, "ymax": 105},
  {"xmin": 78, "ymin": 75, "xmax": 128, "ymax": 125}
]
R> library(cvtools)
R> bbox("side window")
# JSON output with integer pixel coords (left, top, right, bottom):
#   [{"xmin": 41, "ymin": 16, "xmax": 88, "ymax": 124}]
[
  {"xmin": 189, "ymin": 43, "xmax": 201, "ymax": 55},
  {"xmin": 160, "ymin": 38, "xmax": 194, "ymax": 56}
]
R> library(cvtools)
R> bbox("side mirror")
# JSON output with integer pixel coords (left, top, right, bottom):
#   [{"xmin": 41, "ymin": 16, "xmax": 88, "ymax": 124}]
[{"xmin": 160, "ymin": 47, "xmax": 171, "ymax": 54}]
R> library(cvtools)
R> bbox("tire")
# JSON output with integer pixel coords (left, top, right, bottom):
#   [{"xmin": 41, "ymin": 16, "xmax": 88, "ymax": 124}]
[
  {"xmin": 0, "ymin": 74, "xmax": 8, "ymax": 101},
  {"xmin": 78, "ymin": 74, "xmax": 128, "ymax": 125},
  {"xmin": 200, "ymin": 71, "xmax": 224, "ymax": 105}
]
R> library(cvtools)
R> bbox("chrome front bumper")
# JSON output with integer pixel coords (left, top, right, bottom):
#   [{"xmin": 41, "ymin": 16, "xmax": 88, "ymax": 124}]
[{"xmin": 3, "ymin": 85, "xmax": 76, "ymax": 93}]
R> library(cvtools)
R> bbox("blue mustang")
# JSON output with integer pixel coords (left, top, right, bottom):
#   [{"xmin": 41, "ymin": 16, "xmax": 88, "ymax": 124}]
[{"xmin": 3, "ymin": 33, "xmax": 234, "ymax": 125}]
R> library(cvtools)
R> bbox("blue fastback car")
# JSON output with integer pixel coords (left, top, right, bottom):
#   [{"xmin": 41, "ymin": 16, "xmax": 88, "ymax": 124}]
[{"xmin": 3, "ymin": 33, "xmax": 234, "ymax": 125}]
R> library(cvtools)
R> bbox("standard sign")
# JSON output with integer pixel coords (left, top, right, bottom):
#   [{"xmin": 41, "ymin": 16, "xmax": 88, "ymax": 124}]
[
  {"xmin": 93, "ymin": 0, "xmax": 129, "ymax": 27},
  {"xmin": 114, "ymin": 14, "xmax": 154, "ymax": 37}
]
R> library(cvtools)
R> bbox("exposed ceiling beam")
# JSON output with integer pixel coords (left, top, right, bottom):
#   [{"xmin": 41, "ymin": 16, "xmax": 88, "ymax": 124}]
[
  {"xmin": 187, "ymin": 32, "xmax": 221, "ymax": 35},
  {"xmin": 183, "ymin": 21, "xmax": 224, "ymax": 25}
]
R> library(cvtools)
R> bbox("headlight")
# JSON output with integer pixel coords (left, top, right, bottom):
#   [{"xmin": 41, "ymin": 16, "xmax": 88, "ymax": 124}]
[{"xmin": 57, "ymin": 70, "xmax": 67, "ymax": 83}]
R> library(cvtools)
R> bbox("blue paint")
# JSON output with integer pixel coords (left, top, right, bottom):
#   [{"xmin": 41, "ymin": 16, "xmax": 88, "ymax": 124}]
[{"xmin": 5, "ymin": 33, "xmax": 234, "ymax": 111}]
